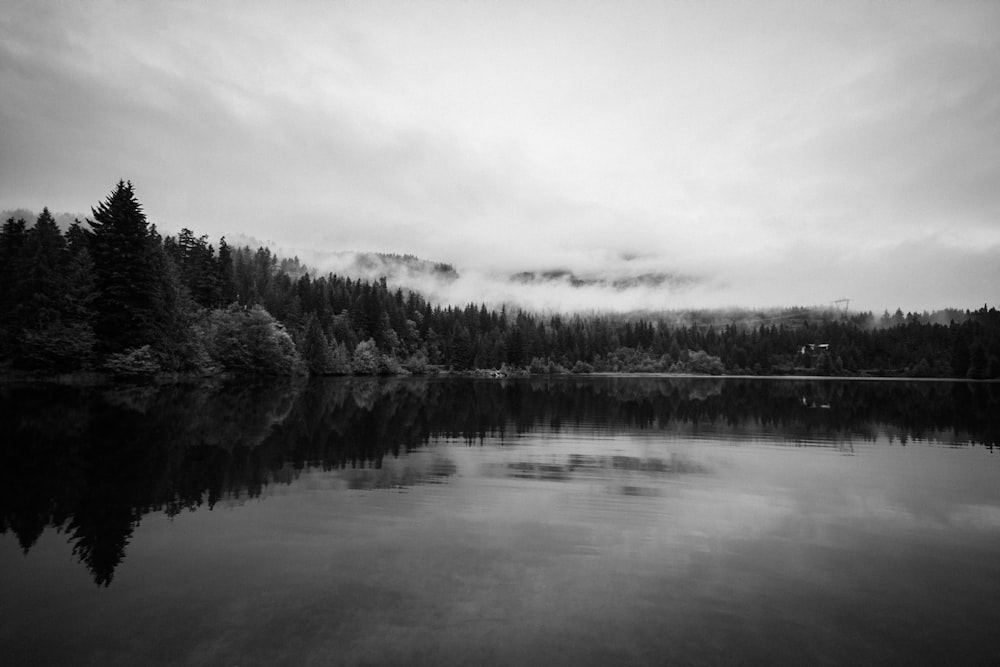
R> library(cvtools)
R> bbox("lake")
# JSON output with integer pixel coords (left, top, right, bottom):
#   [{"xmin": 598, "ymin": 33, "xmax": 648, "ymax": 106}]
[{"xmin": 2, "ymin": 376, "xmax": 999, "ymax": 665}]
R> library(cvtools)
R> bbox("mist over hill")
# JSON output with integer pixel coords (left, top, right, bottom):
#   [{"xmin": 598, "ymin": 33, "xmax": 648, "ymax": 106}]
[
  {"xmin": 223, "ymin": 237, "xmax": 981, "ymax": 328},
  {"xmin": 222, "ymin": 234, "xmax": 708, "ymax": 314},
  {"xmin": 510, "ymin": 269, "xmax": 697, "ymax": 291}
]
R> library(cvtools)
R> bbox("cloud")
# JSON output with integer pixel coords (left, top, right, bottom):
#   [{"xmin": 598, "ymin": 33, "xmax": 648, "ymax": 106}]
[
  {"xmin": 1, "ymin": 0, "xmax": 998, "ymax": 313},
  {"xmin": 753, "ymin": 39, "xmax": 1000, "ymax": 233}
]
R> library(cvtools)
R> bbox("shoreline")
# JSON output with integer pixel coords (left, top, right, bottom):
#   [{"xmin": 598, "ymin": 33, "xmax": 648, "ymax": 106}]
[{"xmin": 2, "ymin": 368, "xmax": 997, "ymax": 386}]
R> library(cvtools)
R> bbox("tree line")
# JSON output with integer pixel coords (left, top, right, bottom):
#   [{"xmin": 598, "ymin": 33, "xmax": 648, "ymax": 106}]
[{"xmin": 2, "ymin": 181, "xmax": 999, "ymax": 378}]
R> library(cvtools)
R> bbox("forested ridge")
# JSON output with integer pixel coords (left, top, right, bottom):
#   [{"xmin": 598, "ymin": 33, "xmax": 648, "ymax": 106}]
[{"xmin": 2, "ymin": 181, "xmax": 999, "ymax": 379}]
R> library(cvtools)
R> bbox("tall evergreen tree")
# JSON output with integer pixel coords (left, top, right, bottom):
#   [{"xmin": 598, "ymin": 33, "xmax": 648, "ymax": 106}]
[
  {"xmin": 216, "ymin": 237, "xmax": 237, "ymax": 305},
  {"xmin": 166, "ymin": 228, "xmax": 220, "ymax": 307},
  {"xmin": 0, "ymin": 217, "xmax": 29, "ymax": 357},
  {"xmin": 88, "ymin": 181, "xmax": 164, "ymax": 353},
  {"xmin": 19, "ymin": 209, "xmax": 66, "ymax": 323},
  {"xmin": 299, "ymin": 313, "xmax": 335, "ymax": 374},
  {"xmin": 450, "ymin": 321, "xmax": 474, "ymax": 370}
]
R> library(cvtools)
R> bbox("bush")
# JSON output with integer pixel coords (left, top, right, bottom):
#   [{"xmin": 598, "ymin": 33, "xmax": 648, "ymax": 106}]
[
  {"xmin": 402, "ymin": 350, "xmax": 430, "ymax": 374},
  {"xmin": 104, "ymin": 345, "xmax": 161, "ymax": 376},
  {"xmin": 202, "ymin": 305, "xmax": 305, "ymax": 375},
  {"xmin": 378, "ymin": 354, "xmax": 407, "ymax": 376},
  {"xmin": 528, "ymin": 357, "xmax": 549, "ymax": 374},
  {"xmin": 328, "ymin": 342, "xmax": 352, "ymax": 375},
  {"xmin": 18, "ymin": 322, "xmax": 96, "ymax": 372},
  {"xmin": 685, "ymin": 350, "xmax": 725, "ymax": 375},
  {"xmin": 352, "ymin": 339, "xmax": 380, "ymax": 375},
  {"xmin": 548, "ymin": 360, "xmax": 570, "ymax": 374}
]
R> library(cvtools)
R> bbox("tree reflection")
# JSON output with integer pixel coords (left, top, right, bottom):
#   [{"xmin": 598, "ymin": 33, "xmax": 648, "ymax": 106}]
[{"xmin": 1, "ymin": 376, "xmax": 997, "ymax": 585}]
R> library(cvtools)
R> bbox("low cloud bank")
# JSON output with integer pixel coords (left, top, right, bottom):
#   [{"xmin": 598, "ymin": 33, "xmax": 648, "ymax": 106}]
[
  {"xmin": 281, "ymin": 245, "xmax": 711, "ymax": 313},
  {"xmin": 280, "ymin": 237, "xmax": 1000, "ymax": 315}
]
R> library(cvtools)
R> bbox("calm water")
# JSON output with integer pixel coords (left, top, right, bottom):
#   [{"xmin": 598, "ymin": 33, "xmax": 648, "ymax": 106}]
[{"xmin": 2, "ymin": 376, "xmax": 999, "ymax": 665}]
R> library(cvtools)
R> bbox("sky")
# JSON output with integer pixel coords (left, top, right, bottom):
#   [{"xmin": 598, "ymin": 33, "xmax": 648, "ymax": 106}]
[{"xmin": 1, "ymin": 0, "xmax": 998, "ymax": 313}]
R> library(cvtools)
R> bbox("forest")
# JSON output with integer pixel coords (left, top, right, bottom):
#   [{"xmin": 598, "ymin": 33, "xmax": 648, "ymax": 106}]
[{"xmin": 2, "ymin": 181, "xmax": 999, "ymax": 379}]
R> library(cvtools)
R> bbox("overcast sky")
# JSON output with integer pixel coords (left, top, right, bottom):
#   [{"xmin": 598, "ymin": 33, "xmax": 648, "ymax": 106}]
[{"xmin": 2, "ymin": 0, "xmax": 998, "ymax": 312}]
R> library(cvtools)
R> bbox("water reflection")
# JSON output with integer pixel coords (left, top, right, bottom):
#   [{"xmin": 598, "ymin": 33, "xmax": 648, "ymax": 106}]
[
  {"xmin": 1, "ymin": 376, "xmax": 997, "ymax": 586},
  {"xmin": 501, "ymin": 453, "xmax": 711, "ymax": 482}
]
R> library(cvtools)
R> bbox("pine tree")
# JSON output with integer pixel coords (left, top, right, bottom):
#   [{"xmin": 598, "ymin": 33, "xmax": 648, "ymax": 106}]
[
  {"xmin": 88, "ymin": 181, "xmax": 164, "ymax": 353},
  {"xmin": 300, "ymin": 313, "xmax": 334, "ymax": 374},
  {"xmin": 167, "ymin": 228, "xmax": 220, "ymax": 307},
  {"xmin": 145, "ymin": 235, "xmax": 194, "ymax": 370},
  {"xmin": 216, "ymin": 237, "xmax": 237, "ymax": 305},
  {"xmin": 17, "ymin": 210, "xmax": 74, "ymax": 368},
  {"xmin": 0, "ymin": 217, "xmax": 28, "ymax": 357},
  {"xmin": 450, "ymin": 321, "xmax": 474, "ymax": 370},
  {"xmin": 19, "ymin": 208, "xmax": 66, "ymax": 326}
]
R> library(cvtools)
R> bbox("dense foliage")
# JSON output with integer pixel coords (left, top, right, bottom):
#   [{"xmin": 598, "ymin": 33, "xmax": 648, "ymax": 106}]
[{"xmin": 2, "ymin": 182, "xmax": 999, "ymax": 378}]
